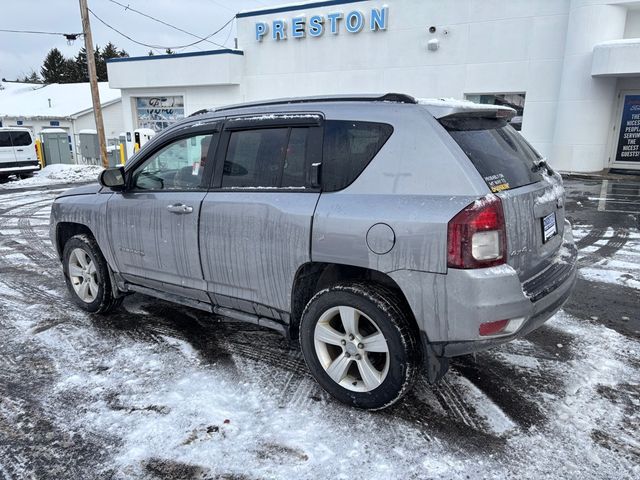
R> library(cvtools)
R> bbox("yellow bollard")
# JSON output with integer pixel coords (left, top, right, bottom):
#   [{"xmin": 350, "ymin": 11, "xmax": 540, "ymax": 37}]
[
  {"xmin": 119, "ymin": 143, "xmax": 125, "ymax": 165},
  {"xmin": 35, "ymin": 138, "xmax": 44, "ymax": 167}
]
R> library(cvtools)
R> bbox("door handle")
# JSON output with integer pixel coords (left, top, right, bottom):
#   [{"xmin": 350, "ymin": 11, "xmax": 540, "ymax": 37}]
[
  {"xmin": 16, "ymin": 149, "xmax": 24, "ymax": 152},
  {"xmin": 166, "ymin": 203, "xmax": 194, "ymax": 214}
]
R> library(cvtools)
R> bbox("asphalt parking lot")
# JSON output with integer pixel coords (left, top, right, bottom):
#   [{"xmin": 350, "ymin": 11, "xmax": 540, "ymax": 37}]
[{"xmin": 0, "ymin": 177, "xmax": 638, "ymax": 479}]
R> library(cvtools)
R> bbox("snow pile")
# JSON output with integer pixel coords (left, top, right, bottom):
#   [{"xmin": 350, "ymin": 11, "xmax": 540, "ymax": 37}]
[
  {"xmin": 416, "ymin": 97, "xmax": 516, "ymax": 114},
  {"xmin": 0, "ymin": 164, "xmax": 102, "ymax": 189}
]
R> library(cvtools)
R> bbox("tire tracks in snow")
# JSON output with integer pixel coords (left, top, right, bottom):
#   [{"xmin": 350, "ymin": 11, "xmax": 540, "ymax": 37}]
[{"xmin": 577, "ymin": 227, "xmax": 630, "ymax": 269}]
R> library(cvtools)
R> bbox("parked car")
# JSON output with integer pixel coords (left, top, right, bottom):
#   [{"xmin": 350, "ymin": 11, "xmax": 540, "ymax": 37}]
[
  {"xmin": 49, "ymin": 94, "xmax": 577, "ymax": 410},
  {"xmin": 0, "ymin": 127, "xmax": 40, "ymax": 179}
]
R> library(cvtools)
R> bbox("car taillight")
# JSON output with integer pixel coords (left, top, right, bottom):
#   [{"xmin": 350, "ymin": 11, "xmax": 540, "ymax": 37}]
[{"xmin": 447, "ymin": 195, "xmax": 506, "ymax": 269}]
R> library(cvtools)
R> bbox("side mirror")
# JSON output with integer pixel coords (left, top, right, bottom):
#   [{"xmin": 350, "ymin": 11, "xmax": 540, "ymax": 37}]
[{"xmin": 99, "ymin": 166, "xmax": 125, "ymax": 190}]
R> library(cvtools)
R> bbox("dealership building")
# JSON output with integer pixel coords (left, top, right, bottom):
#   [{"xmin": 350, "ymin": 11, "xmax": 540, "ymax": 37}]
[{"xmin": 107, "ymin": 0, "xmax": 640, "ymax": 173}]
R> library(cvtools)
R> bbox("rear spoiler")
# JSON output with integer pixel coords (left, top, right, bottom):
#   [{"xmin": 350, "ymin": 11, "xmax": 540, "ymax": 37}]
[{"xmin": 417, "ymin": 98, "xmax": 516, "ymax": 121}]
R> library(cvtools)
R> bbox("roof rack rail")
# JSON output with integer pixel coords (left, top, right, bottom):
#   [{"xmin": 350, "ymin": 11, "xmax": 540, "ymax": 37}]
[
  {"xmin": 188, "ymin": 108, "xmax": 210, "ymax": 117},
  {"xmin": 215, "ymin": 93, "xmax": 417, "ymax": 112}
]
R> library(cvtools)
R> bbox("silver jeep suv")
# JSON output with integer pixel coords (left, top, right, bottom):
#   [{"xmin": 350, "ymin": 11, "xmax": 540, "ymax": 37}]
[{"xmin": 50, "ymin": 94, "xmax": 577, "ymax": 410}]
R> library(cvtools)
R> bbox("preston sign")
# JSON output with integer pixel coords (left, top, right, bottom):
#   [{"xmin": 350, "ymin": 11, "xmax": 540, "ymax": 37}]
[{"xmin": 255, "ymin": 6, "xmax": 388, "ymax": 41}]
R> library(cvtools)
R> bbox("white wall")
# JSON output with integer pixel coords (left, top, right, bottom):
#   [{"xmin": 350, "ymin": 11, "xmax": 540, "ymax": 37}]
[
  {"xmin": 1, "ymin": 117, "xmax": 72, "ymax": 138},
  {"xmin": 624, "ymin": 8, "xmax": 640, "ymax": 37},
  {"xmin": 108, "ymin": 53, "xmax": 243, "ymax": 89},
  {"xmin": 74, "ymin": 101, "xmax": 123, "ymax": 139},
  {"xmin": 1, "ymin": 100, "xmax": 124, "ymax": 163},
  {"xmin": 551, "ymin": 0, "xmax": 627, "ymax": 172},
  {"xmin": 236, "ymin": 0, "xmax": 571, "ymax": 161},
  {"xmin": 109, "ymin": 0, "xmax": 640, "ymax": 172}
]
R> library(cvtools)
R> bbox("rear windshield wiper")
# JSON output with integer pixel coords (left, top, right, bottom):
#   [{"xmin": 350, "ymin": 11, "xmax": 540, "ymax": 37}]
[{"xmin": 532, "ymin": 159, "xmax": 554, "ymax": 175}]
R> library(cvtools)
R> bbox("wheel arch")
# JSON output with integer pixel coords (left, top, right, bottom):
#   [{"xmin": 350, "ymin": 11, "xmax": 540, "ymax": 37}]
[
  {"xmin": 55, "ymin": 222, "xmax": 95, "ymax": 259},
  {"xmin": 289, "ymin": 262, "xmax": 417, "ymax": 341}
]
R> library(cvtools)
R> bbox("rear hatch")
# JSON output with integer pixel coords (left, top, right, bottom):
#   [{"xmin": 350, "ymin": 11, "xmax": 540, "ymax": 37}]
[{"xmin": 439, "ymin": 113, "xmax": 566, "ymax": 281}]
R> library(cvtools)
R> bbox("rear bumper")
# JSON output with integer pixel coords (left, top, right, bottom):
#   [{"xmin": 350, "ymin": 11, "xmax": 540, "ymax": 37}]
[
  {"xmin": 0, "ymin": 162, "xmax": 40, "ymax": 175},
  {"xmin": 441, "ymin": 222, "xmax": 577, "ymax": 356},
  {"xmin": 390, "ymin": 221, "xmax": 577, "ymax": 357},
  {"xmin": 440, "ymin": 256, "xmax": 576, "ymax": 356}
]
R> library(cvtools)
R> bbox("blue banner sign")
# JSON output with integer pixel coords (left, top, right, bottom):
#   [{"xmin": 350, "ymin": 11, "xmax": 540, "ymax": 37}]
[
  {"xmin": 256, "ymin": 7, "xmax": 388, "ymax": 41},
  {"xmin": 615, "ymin": 94, "xmax": 640, "ymax": 163}
]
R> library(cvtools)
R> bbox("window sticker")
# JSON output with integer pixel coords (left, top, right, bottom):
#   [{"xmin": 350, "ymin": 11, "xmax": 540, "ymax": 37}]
[
  {"xmin": 485, "ymin": 173, "xmax": 510, "ymax": 192},
  {"xmin": 192, "ymin": 162, "xmax": 200, "ymax": 176}
]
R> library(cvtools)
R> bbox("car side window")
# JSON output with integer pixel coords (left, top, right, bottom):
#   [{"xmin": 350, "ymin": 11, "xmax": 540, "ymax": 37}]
[
  {"xmin": 0, "ymin": 132, "xmax": 12, "ymax": 147},
  {"xmin": 10, "ymin": 131, "xmax": 32, "ymax": 146},
  {"xmin": 322, "ymin": 120, "xmax": 394, "ymax": 192},
  {"xmin": 132, "ymin": 133, "xmax": 214, "ymax": 191},
  {"xmin": 222, "ymin": 127, "xmax": 309, "ymax": 189}
]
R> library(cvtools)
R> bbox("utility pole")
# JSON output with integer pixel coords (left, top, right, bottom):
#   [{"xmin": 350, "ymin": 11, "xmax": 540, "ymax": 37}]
[{"xmin": 79, "ymin": 0, "xmax": 109, "ymax": 168}]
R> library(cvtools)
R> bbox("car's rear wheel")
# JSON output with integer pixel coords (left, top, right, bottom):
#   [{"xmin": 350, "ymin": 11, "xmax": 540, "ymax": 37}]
[
  {"xmin": 18, "ymin": 173, "xmax": 34, "ymax": 179},
  {"xmin": 299, "ymin": 282, "xmax": 421, "ymax": 410},
  {"xmin": 62, "ymin": 234, "xmax": 122, "ymax": 313}
]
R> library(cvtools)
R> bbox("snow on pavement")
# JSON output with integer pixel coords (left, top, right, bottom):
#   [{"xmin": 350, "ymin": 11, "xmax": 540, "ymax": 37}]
[
  {"xmin": 0, "ymin": 182, "xmax": 638, "ymax": 479},
  {"xmin": 0, "ymin": 163, "xmax": 103, "ymax": 190}
]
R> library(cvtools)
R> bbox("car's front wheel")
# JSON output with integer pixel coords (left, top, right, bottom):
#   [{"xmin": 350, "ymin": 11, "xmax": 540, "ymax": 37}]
[
  {"xmin": 62, "ymin": 234, "xmax": 122, "ymax": 313},
  {"xmin": 299, "ymin": 283, "xmax": 421, "ymax": 410}
]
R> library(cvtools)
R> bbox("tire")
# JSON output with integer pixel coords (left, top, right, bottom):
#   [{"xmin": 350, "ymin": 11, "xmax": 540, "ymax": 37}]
[
  {"xmin": 299, "ymin": 282, "xmax": 421, "ymax": 410},
  {"xmin": 62, "ymin": 234, "xmax": 123, "ymax": 313},
  {"xmin": 19, "ymin": 173, "xmax": 34, "ymax": 179}
]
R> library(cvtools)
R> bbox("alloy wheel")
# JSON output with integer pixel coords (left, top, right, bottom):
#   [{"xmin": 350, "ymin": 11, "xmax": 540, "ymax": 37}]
[
  {"xmin": 68, "ymin": 248, "xmax": 99, "ymax": 303},
  {"xmin": 313, "ymin": 305, "xmax": 390, "ymax": 392}
]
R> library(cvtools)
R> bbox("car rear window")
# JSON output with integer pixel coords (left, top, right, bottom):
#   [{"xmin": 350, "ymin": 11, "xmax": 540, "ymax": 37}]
[
  {"xmin": 0, "ymin": 132, "xmax": 11, "ymax": 147},
  {"xmin": 10, "ymin": 131, "xmax": 32, "ymax": 146},
  {"xmin": 440, "ymin": 116, "xmax": 542, "ymax": 192},
  {"xmin": 322, "ymin": 120, "xmax": 393, "ymax": 192}
]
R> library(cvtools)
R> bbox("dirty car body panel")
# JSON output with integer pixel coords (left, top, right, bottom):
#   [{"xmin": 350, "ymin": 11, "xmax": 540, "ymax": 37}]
[{"xmin": 50, "ymin": 94, "xmax": 577, "ymax": 372}]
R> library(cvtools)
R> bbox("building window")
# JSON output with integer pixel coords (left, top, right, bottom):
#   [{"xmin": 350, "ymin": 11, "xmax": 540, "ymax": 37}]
[
  {"xmin": 135, "ymin": 96, "xmax": 185, "ymax": 133},
  {"xmin": 465, "ymin": 93, "xmax": 526, "ymax": 131}
]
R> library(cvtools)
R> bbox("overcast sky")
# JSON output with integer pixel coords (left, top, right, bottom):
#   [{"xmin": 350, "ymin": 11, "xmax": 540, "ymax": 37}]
[{"xmin": 0, "ymin": 0, "xmax": 284, "ymax": 80}]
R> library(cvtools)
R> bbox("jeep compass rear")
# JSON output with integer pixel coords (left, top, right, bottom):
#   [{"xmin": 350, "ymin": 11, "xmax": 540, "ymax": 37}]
[{"xmin": 50, "ymin": 94, "xmax": 576, "ymax": 410}]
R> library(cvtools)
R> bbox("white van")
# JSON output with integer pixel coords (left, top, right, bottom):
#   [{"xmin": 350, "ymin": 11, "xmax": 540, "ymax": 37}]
[{"xmin": 0, "ymin": 127, "xmax": 40, "ymax": 179}]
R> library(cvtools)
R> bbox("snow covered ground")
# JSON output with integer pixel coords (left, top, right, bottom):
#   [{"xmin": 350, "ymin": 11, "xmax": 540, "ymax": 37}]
[
  {"xmin": 0, "ymin": 164, "xmax": 102, "ymax": 190},
  {"xmin": 0, "ymin": 180, "xmax": 638, "ymax": 479}
]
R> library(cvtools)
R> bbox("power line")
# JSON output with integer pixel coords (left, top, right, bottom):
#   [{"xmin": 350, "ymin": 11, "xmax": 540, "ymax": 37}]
[
  {"xmin": 88, "ymin": 8, "xmax": 235, "ymax": 51},
  {"xmin": 0, "ymin": 28, "xmax": 83, "ymax": 37},
  {"xmin": 107, "ymin": 0, "xmax": 227, "ymax": 49}
]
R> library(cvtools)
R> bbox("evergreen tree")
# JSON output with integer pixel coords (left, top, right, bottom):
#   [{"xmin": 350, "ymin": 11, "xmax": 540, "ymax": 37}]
[
  {"xmin": 20, "ymin": 70, "xmax": 40, "ymax": 83},
  {"xmin": 74, "ymin": 47, "xmax": 89, "ymax": 82},
  {"xmin": 39, "ymin": 42, "xmax": 128, "ymax": 84},
  {"xmin": 61, "ymin": 59, "xmax": 78, "ymax": 83},
  {"xmin": 94, "ymin": 45, "xmax": 108, "ymax": 81},
  {"xmin": 101, "ymin": 42, "xmax": 119, "ymax": 60},
  {"xmin": 165, "ymin": 48, "xmax": 175, "ymax": 55},
  {"xmin": 148, "ymin": 50, "xmax": 155, "ymax": 56},
  {"xmin": 99, "ymin": 42, "xmax": 123, "ymax": 81},
  {"xmin": 40, "ymin": 48, "xmax": 66, "ymax": 83}
]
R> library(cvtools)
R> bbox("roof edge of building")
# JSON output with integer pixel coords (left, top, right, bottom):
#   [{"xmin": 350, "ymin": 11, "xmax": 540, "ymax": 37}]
[
  {"xmin": 236, "ymin": 0, "xmax": 369, "ymax": 18},
  {"xmin": 107, "ymin": 49, "xmax": 244, "ymax": 64}
]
